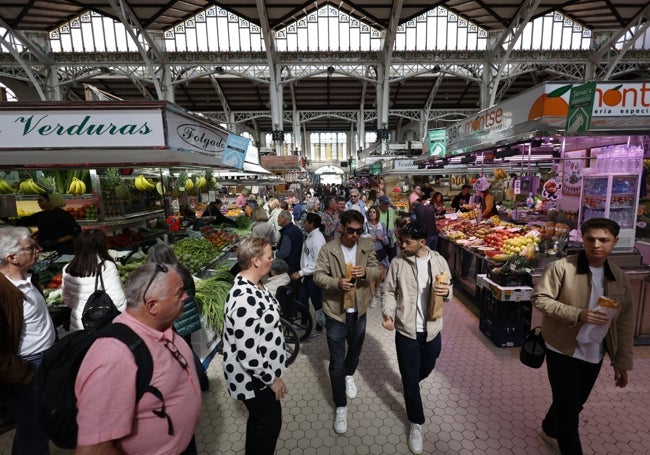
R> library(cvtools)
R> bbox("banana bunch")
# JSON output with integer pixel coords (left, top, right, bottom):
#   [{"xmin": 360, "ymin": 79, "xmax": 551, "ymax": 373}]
[
  {"xmin": 451, "ymin": 175, "xmax": 464, "ymax": 186},
  {"xmin": 135, "ymin": 175, "xmax": 156, "ymax": 192},
  {"xmin": 184, "ymin": 177, "xmax": 195, "ymax": 192},
  {"xmin": 195, "ymin": 176, "xmax": 207, "ymax": 190},
  {"xmin": 20, "ymin": 178, "xmax": 47, "ymax": 195},
  {"xmin": 493, "ymin": 168, "xmax": 507, "ymax": 179},
  {"xmin": 67, "ymin": 177, "xmax": 86, "ymax": 195},
  {"xmin": 0, "ymin": 178, "xmax": 14, "ymax": 194}
]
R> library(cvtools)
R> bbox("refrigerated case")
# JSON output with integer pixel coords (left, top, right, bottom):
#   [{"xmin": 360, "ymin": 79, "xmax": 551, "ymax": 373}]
[{"xmin": 579, "ymin": 173, "xmax": 641, "ymax": 249}]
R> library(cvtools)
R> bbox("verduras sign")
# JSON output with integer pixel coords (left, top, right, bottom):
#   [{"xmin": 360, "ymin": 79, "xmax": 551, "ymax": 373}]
[{"xmin": 0, "ymin": 109, "xmax": 165, "ymax": 148}]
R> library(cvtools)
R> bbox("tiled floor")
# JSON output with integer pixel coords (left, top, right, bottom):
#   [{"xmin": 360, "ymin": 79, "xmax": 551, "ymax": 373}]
[{"xmin": 3, "ymin": 293, "xmax": 650, "ymax": 454}]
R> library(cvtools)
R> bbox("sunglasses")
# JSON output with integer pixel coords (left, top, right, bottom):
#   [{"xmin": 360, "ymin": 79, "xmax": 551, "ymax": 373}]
[
  {"xmin": 163, "ymin": 339, "xmax": 188, "ymax": 370},
  {"xmin": 143, "ymin": 263, "xmax": 169, "ymax": 304},
  {"xmin": 345, "ymin": 227, "xmax": 364, "ymax": 236}
]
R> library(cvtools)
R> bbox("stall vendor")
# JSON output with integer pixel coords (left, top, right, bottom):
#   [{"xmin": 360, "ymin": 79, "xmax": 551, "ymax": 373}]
[
  {"xmin": 202, "ymin": 200, "xmax": 236, "ymax": 226},
  {"xmin": 12, "ymin": 192, "xmax": 81, "ymax": 255}
]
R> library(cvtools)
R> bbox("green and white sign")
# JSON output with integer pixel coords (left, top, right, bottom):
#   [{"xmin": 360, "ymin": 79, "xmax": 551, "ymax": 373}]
[
  {"xmin": 566, "ymin": 82, "xmax": 596, "ymax": 133},
  {"xmin": 427, "ymin": 129, "xmax": 446, "ymax": 156},
  {"xmin": 369, "ymin": 162, "xmax": 382, "ymax": 175}
]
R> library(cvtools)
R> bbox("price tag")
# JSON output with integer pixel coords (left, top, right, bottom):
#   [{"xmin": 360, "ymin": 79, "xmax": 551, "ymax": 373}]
[
  {"xmin": 507, "ymin": 227, "xmax": 522, "ymax": 232},
  {"xmin": 528, "ymin": 229, "xmax": 542, "ymax": 237},
  {"xmin": 514, "ymin": 179, "xmax": 521, "ymax": 195}
]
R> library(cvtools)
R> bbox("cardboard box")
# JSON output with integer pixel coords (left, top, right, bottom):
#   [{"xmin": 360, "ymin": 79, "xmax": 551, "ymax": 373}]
[{"xmin": 477, "ymin": 274, "xmax": 533, "ymax": 302}]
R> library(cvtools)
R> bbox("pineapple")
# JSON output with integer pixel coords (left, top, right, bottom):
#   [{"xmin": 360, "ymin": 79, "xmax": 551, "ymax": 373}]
[
  {"xmin": 103, "ymin": 168, "xmax": 122, "ymax": 192},
  {"xmin": 49, "ymin": 192, "xmax": 67, "ymax": 208}
]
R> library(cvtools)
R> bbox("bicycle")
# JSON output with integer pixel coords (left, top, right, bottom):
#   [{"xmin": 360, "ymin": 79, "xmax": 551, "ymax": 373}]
[{"xmin": 276, "ymin": 285, "xmax": 314, "ymax": 366}]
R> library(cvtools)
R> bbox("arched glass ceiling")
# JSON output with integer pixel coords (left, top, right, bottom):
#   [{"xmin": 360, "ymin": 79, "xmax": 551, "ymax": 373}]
[
  {"xmin": 513, "ymin": 12, "xmax": 591, "ymax": 50},
  {"xmin": 49, "ymin": 11, "xmax": 140, "ymax": 52},
  {"xmin": 164, "ymin": 6, "xmax": 265, "ymax": 52},
  {"xmin": 394, "ymin": 7, "xmax": 487, "ymax": 51},
  {"xmin": 274, "ymin": 6, "xmax": 383, "ymax": 52},
  {"xmin": 33, "ymin": 6, "xmax": 602, "ymax": 54}
]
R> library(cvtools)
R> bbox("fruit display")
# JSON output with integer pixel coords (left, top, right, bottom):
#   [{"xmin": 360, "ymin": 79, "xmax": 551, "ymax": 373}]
[
  {"xmin": 106, "ymin": 228, "xmax": 146, "ymax": 249},
  {"xmin": 134, "ymin": 174, "xmax": 156, "ymax": 192},
  {"xmin": 45, "ymin": 273, "xmax": 63, "ymax": 289},
  {"xmin": 202, "ymin": 228, "xmax": 238, "ymax": 250},
  {"xmin": 19, "ymin": 178, "xmax": 47, "ymax": 194},
  {"xmin": 493, "ymin": 168, "xmax": 507, "ymax": 179},
  {"xmin": 66, "ymin": 203, "xmax": 98, "ymax": 220},
  {"xmin": 67, "ymin": 177, "xmax": 86, "ymax": 195},
  {"xmin": 0, "ymin": 178, "xmax": 15, "ymax": 194}
]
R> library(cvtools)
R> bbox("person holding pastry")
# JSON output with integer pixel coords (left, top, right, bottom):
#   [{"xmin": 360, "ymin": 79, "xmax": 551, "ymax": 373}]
[
  {"xmin": 531, "ymin": 218, "xmax": 634, "ymax": 455},
  {"xmin": 381, "ymin": 222, "xmax": 452, "ymax": 454}
]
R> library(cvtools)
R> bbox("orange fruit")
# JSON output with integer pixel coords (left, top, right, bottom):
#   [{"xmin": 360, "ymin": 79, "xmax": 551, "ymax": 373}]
[
  {"xmin": 528, "ymin": 94, "xmax": 570, "ymax": 120},
  {"xmin": 602, "ymin": 86, "xmax": 623, "ymax": 106}
]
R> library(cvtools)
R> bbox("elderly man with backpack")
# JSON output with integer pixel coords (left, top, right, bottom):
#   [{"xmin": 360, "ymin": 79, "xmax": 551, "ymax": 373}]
[{"xmin": 72, "ymin": 262, "xmax": 202, "ymax": 454}]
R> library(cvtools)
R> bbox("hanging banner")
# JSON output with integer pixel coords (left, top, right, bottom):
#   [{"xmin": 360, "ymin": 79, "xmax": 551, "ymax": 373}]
[
  {"xmin": 221, "ymin": 134, "xmax": 250, "ymax": 170},
  {"xmin": 566, "ymin": 82, "xmax": 596, "ymax": 132},
  {"xmin": 427, "ymin": 129, "xmax": 446, "ymax": 156}
]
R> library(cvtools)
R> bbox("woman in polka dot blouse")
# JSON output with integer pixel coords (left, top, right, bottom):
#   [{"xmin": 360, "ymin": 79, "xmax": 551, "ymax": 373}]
[{"xmin": 222, "ymin": 236, "xmax": 288, "ymax": 455}]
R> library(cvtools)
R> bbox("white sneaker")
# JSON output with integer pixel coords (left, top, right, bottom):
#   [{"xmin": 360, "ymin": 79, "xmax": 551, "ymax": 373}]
[
  {"xmin": 408, "ymin": 423, "xmax": 423, "ymax": 454},
  {"xmin": 334, "ymin": 407, "xmax": 347, "ymax": 434},
  {"xmin": 345, "ymin": 375, "xmax": 357, "ymax": 399},
  {"xmin": 540, "ymin": 429, "xmax": 560, "ymax": 454}
]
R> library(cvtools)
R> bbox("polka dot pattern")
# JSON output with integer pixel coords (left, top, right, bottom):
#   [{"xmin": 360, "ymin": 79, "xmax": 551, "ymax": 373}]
[{"xmin": 222, "ymin": 274, "xmax": 286, "ymax": 400}]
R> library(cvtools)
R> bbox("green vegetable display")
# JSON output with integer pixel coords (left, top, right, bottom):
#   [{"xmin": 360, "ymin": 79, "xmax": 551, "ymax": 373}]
[
  {"xmin": 171, "ymin": 238, "xmax": 219, "ymax": 274},
  {"xmin": 234, "ymin": 215, "xmax": 252, "ymax": 230},
  {"xmin": 195, "ymin": 272, "xmax": 234, "ymax": 334}
]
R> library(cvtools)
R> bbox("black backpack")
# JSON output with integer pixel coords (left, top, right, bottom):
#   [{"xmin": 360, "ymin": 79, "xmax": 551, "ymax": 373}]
[
  {"xmin": 37, "ymin": 323, "xmax": 170, "ymax": 449},
  {"xmin": 81, "ymin": 261, "xmax": 121, "ymax": 332}
]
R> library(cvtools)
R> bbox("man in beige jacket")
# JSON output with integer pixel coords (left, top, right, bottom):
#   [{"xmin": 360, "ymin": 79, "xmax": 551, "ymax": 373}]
[
  {"xmin": 381, "ymin": 222, "xmax": 452, "ymax": 454},
  {"xmin": 314, "ymin": 209, "xmax": 380, "ymax": 435},
  {"xmin": 532, "ymin": 217, "xmax": 634, "ymax": 455}
]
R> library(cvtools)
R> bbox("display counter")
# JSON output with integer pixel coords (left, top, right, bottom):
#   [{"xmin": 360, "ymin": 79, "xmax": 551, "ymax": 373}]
[{"xmin": 442, "ymin": 236, "xmax": 650, "ymax": 345}]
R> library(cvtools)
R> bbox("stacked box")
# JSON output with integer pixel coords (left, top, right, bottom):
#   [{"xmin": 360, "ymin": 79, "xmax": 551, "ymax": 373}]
[{"xmin": 479, "ymin": 287, "xmax": 532, "ymax": 347}]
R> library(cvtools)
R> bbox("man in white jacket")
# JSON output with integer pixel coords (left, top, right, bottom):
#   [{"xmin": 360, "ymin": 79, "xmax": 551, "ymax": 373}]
[
  {"xmin": 291, "ymin": 213, "xmax": 327, "ymax": 337},
  {"xmin": 382, "ymin": 222, "xmax": 452, "ymax": 455}
]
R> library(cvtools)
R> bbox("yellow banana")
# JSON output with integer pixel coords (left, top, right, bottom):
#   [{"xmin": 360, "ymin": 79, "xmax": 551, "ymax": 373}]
[
  {"xmin": 0, "ymin": 178, "xmax": 14, "ymax": 194},
  {"xmin": 184, "ymin": 178, "xmax": 194, "ymax": 191}
]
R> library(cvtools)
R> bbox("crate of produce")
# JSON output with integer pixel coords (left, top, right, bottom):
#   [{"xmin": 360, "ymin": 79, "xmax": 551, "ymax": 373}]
[
  {"xmin": 487, "ymin": 268, "xmax": 533, "ymax": 287},
  {"xmin": 476, "ymin": 274, "xmax": 533, "ymax": 302},
  {"xmin": 479, "ymin": 288, "xmax": 532, "ymax": 347}
]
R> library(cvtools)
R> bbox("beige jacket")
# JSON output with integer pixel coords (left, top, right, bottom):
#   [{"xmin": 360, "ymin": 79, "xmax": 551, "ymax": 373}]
[
  {"xmin": 314, "ymin": 237, "xmax": 380, "ymax": 322},
  {"xmin": 531, "ymin": 252, "xmax": 634, "ymax": 371},
  {"xmin": 382, "ymin": 248, "xmax": 452, "ymax": 341}
]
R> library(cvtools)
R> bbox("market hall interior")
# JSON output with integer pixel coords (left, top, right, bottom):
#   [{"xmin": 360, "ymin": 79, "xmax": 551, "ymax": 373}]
[{"xmin": 2, "ymin": 292, "xmax": 649, "ymax": 455}]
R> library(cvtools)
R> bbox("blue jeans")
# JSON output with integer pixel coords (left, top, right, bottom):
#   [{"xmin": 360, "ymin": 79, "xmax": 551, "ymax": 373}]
[
  {"xmin": 325, "ymin": 313, "xmax": 367, "ymax": 407},
  {"xmin": 395, "ymin": 331, "xmax": 442, "ymax": 425},
  {"xmin": 542, "ymin": 349, "xmax": 602, "ymax": 455},
  {"xmin": 300, "ymin": 276, "xmax": 323, "ymax": 329},
  {"xmin": 9, "ymin": 354, "xmax": 50, "ymax": 455}
]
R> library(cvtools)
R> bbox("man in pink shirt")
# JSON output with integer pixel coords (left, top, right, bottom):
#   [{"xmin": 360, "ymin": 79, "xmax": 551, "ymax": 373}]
[
  {"xmin": 75, "ymin": 262, "xmax": 202, "ymax": 455},
  {"xmin": 236, "ymin": 189, "xmax": 249, "ymax": 208}
]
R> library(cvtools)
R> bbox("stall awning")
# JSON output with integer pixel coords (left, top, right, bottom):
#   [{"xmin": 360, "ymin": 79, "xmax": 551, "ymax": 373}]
[{"xmin": 0, "ymin": 101, "xmax": 252, "ymax": 170}]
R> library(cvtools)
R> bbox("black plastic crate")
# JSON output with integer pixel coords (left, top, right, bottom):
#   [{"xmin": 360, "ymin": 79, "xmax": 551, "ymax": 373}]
[
  {"xmin": 479, "ymin": 290, "xmax": 532, "ymax": 347},
  {"xmin": 487, "ymin": 269, "xmax": 533, "ymax": 287}
]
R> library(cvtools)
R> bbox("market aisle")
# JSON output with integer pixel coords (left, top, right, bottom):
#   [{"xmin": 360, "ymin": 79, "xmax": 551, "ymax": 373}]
[{"xmin": 2, "ymin": 295, "xmax": 649, "ymax": 454}]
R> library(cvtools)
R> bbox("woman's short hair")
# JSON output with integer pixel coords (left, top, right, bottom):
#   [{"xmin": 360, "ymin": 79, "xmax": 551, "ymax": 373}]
[
  {"xmin": 236, "ymin": 236, "xmax": 270, "ymax": 269},
  {"xmin": 252, "ymin": 206, "xmax": 269, "ymax": 222},
  {"xmin": 270, "ymin": 258, "xmax": 289, "ymax": 275},
  {"xmin": 267, "ymin": 198, "xmax": 280, "ymax": 210}
]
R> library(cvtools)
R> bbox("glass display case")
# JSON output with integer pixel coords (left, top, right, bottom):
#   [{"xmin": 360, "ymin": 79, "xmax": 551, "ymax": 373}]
[{"xmin": 579, "ymin": 174, "xmax": 641, "ymax": 250}]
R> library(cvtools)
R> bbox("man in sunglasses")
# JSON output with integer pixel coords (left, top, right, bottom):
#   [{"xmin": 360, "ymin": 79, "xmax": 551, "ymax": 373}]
[
  {"xmin": 314, "ymin": 210, "xmax": 380, "ymax": 435},
  {"xmin": 74, "ymin": 262, "xmax": 201, "ymax": 455},
  {"xmin": 0, "ymin": 226, "xmax": 55, "ymax": 454}
]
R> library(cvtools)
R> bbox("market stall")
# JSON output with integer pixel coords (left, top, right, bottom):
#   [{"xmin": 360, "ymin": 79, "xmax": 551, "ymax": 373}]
[{"xmin": 0, "ymin": 100, "xmax": 260, "ymax": 360}]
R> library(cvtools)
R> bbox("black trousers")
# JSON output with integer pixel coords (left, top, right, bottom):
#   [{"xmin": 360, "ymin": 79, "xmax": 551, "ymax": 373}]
[
  {"xmin": 542, "ymin": 349, "xmax": 602, "ymax": 455},
  {"xmin": 243, "ymin": 385, "xmax": 282, "ymax": 455}
]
